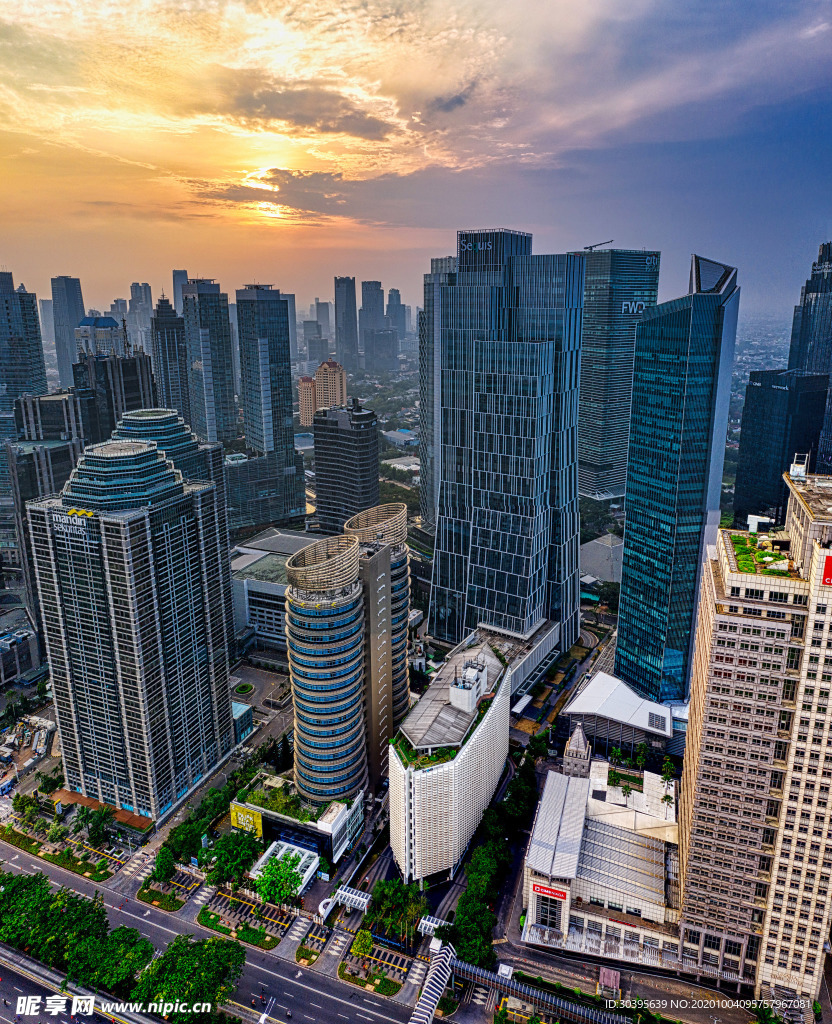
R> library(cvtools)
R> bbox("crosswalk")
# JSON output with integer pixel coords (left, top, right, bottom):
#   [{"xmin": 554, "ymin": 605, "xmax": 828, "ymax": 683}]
[
  {"xmin": 286, "ymin": 916, "xmax": 311, "ymax": 942},
  {"xmin": 469, "ymin": 984, "xmax": 491, "ymax": 1007},
  {"xmin": 192, "ymin": 885, "xmax": 216, "ymax": 908},
  {"xmin": 326, "ymin": 931, "xmax": 350, "ymax": 958}
]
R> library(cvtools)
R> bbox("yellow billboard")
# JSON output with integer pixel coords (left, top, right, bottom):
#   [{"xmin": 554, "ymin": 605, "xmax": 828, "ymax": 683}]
[{"xmin": 230, "ymin": 803, "xmax": 263, "ymax": 838}]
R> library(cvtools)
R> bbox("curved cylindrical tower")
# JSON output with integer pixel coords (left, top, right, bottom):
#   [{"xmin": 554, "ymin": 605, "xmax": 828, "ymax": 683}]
[
  {"xmin": 285, "ymin": 535, "xmax": 368, "ymax": 805},
  {"xmin": 344, "ymin": 503, "xmax": 411, "ymax": 728}
]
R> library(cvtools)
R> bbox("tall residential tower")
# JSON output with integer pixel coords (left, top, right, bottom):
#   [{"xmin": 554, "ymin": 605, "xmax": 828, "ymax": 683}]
[{"xmin": 182, "ymin": 278, "xmax": 236, "ymax": 444}]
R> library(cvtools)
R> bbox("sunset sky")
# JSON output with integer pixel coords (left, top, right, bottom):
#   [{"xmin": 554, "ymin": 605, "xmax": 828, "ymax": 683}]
[{"xmin": 2, "ymin": 0, "xmax": 831, "ymax": 313}]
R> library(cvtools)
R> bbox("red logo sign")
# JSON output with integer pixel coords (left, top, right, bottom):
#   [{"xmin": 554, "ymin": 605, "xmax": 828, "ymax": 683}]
[
  {"xmin": 823, "ymin": 556, "xmax": 832, "ymax": 587},
  {"xmin": 532, "ymin": 883, "xmax": 567, "ymax": 900}
]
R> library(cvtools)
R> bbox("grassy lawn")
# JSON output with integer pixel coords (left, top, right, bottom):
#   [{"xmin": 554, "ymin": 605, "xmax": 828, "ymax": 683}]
[
  {"xmin": 237, "ymin": 922, "xmax": 279, "ymax": 950},
  {"xmin": 608, "ymin": 769, "xmax": 643, "ymax": 791},
  {"xmin": 137, "ymin": 884, "xmax": 184, "ymax": 912},
  {"xmin": 296, "ymin": 944, "xmax": 319, "ymax": 964},
  {"xmin": 198, "ymin": 907, "xmax": 233, "ymax": 934},
  {"xmin": 0, "ymin": 825, "xmax": 43, "ymax": 855},
  {"xmin": 338, "ymin": 962, "xmax": 402, "ymax": 997},
  {"xmin": 41, "ymin": 848, "xmax": 112, "ymax": 882}
]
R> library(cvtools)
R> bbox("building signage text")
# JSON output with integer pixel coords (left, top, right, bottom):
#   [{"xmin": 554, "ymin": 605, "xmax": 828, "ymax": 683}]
[{"xmin": 533, "ymin": 883, "xmax": 567, "ymax": 900}]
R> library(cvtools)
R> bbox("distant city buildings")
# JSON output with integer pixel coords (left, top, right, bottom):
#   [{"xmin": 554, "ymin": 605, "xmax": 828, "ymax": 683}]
[
  {"xmin": 359, "ymin": 280, "xmax": 385, "ymax": 359},
  {"xmin": 615, "ymin": 255, "xmax": 739, "ymax": 702},
  {"xmin": 172, "ymin": 269, "xmax": 188, "ymax": 315},
  {"xmin": 334, "ymin": 276, "xmax": 359, "ymax": 372},
  {"xmin": 182, "ymin": 278, "xmax": 236, "ymax": 444},
  {"xmin": 303, "ymin": 320, "xmax": 328, "ymax": 365},
  {"xmin": 679, "ymin": 466, "xmax": 832, "ymax": 1001},
  {"xmin": 127, "ymin": 281, "xmax": 152, "ymax": 350},
  {"xmin": 428, "ymin": 229, "xmax": 582, "ymax": 650},
  {"xmin": 298, "ymin": 360, "xmax": 348, "ymax": 427},
  {"xmin": 577, "ymin": 249, "xmax": 661, "ymax": 500},
  {"xmin": 386, "ymin": 287, "xmax": 407, "ymax": 337},
  {"xmin": 29, "ymin": 439, "xmax": 233, "ymax": 820},
  {"xmin": 364, "ymin": 328, "xmax": 398, "ymax": 372},
  {"xmin": 51, "ymin": 276, "xmax": 85, "ymax": 388},
  {"xmin": 313, "ymin": 399, "xmax": 379, "ymax": 534},
  {"xmin": 150, "ymin": 296, "xmax": 189, "ymax": 423},
  {"xmin": 734, "ymin": 369, "xmax": 827, "ymax": 527}
]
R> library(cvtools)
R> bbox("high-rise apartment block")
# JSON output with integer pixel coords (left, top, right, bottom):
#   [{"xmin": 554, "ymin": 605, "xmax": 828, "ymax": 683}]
[
  {"xmin": 313, "ymin": 399, "xmax": 379, "ymax": 534},
  {"xmin": 615, "ymin": 255, "xmax": 739, "ymax": 702},
  {"xmin": 182, "ymin": 278, "xmax": 236, "ymax": 444},
  {"xmin": 679, "ymin": 466, "xmax": 832, "ymax": 1001},
  {"xmin": 150, "ymin": 296, "xmax": 189, "ymax": 424},
  {"xmin": 29, "ymin": 439, "xmax": 233, "ymax": 819},
  {"xmin": 734, "ymin": 370, "xmax": 827, "ymax": 526},
  {"xmin": 298, "ymin": 376, "xmax": 316, "ymax": 428},
  {"xmin": 577, "ymin": 249, "xmax": 661, "ymax": 500},
  {"xmin": 334, "ymin": 276, "xmax": 359, "ymax": 372},
  {"xmin": 298, "ymin": 359, "xmax": 348, "ymax": 427},
  {"xmin": 51, "ymin": 276, "xmax": 85, "ymax": 388},
  {"xmin": 418, "ymin": 256, "xmax": 457, "ymax": 529},
  {"xmin": 428, "ymin": 229, "xmax": 582, "ymax": 648},
  {"xmin": 236, "ymin": 285, "xmax": 295, "ymax": 456},
  {"xmin": 303, "ymin": 321, "xmax": 328, "ymax": 365}
]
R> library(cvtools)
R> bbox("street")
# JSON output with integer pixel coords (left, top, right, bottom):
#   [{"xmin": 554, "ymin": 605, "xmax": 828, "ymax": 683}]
[{"xmin": 0, "ymin": 840, "xmax": 410, "ymax": 1024}]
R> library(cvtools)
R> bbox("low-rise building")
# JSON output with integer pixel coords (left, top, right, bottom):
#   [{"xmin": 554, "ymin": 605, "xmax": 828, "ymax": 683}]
[
  {"xmin": 562, "ymin": 671, "xmax": 674, "ymax": 756},
  {"xmin": 563, "ymin": 724, "xmax": 591, "ymax": 778},
  {"xmin": 230, "ymin": 770, "xmax": 364, "ymax": 865}
]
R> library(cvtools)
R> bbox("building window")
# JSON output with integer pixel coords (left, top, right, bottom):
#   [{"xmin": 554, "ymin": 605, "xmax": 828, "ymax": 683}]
[
  {"xmin": 648, "ymin": 712, "xmax": 667, "ymax": 731},
  {"xmin": 537, "ymin": 894, "xmax": 562, "ymax": 931}
]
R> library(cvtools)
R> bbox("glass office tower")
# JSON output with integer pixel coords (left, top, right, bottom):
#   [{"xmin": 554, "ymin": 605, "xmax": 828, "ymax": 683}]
[
  {"xmin": 51, "ymin": 275, "xmax": 85, "ymax": 388},
  {"xmin": 577, "ymin": 249, "xmax": 661, "ymax": 500},
  {"xmin": 428, "ymin": 229, "xmax": 583, "ymax": 647},
  {"xmin": 615, "ymin": 255, "xmax": 739, "ymax": 702},
  {"xmin": 182, "ymin": 278, "xmax": 236, "ymax": 444},
  {"xmin": 150, "ymin": 296, "xmax": 190, "ymax": 424},
  {"xmin": 334, "ymin": 276, "xmax": 359, "ymax": 372}
]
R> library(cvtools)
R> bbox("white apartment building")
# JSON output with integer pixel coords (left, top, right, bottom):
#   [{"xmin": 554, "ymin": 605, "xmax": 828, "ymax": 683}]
[{"xmin": 389, "ymin": 630, "xmax": 510, "ymax": 883}]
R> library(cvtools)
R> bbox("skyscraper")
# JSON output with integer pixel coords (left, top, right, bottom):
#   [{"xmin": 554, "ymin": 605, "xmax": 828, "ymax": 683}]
[
  {"xmin": 734, "ymin": 369, "xmax": 827, "ymax": 526},
  {"xmin": 314, "ymin": 359, "xmax": 347, "ymax": 411},
  {"xmin": 334, "ymin": 277, "xmax": 359, "ymax": 372},
  {"xmin": 313, "ymin": 399, "xmax": 379, "ymax": 534},
  {"xmin": 38, "ymin": 299, "xmax": 54, "ymax": 351},
  {"xmin": 182, "ymin": 278, "xmax": 236, "ymax": 444},
  {"xmin": 236, "ymin": 285, "xmax": 294, "ymax": 455},
  {"xmin": 298, "ymin": 377, "xmax": 316, "ymax": 428},
  {"xmin": 386, "ymin": 288, "xmax": 407, "ymax": 338},
  {"xmin": 282, "ymin": 292, "xmax": 298, "ymax": 360},
  {"xmin": 315, "ymin": 299, "xmax": 331, "ymax": 338},
  {"xmin": 285, "ymin": 534, "xmax": 369, "ymax": 805},
  {"xmin": 428, "ymin": 229, "xmax": 582, "ymax": 648},
  {"xmin": 359, "ymin": 281, "xmax": 385, "ymax": 353},
  {"xmin": 303, "ymin": 321, "xmax": 328, "ymax": 365},
  {"xmin": 678, "ymin": 467, "xmax": 832, "ymax": 1001},
  {"xmin": 127, "ymin": 282, "xmax": 152, "ymax": 351},
  {"xmin": 75, "ymin": 315, "xmax": 124, "ymax": 357},
  {"xmin": 614, "ymin": 255, "xmax": 739, "ymax": 702},
  {"xmin": 51, "ymin": 276, "xmax": 85, "ymax": 388},
  {"xmin": 418, "ymin": 256, "xmax": 456, "ymax": 529},
  {"xmin": 172, "ymin": 269, "xmax": 188, "ymax": 315},
  {"xmin": 577, "ymin": 249, "xmax": 661, "ymax": 500},
  {"xmin": 786, "ymin": 243, "xmax": 832, "ymax": 472},
  {"xmin": 29, "ymin": 439, "xmax": 233, "ymax": 819},
  {"xmin": 150, "ymin": 296, "xmax": 190, "ymax": 424},
  {"xmin": 72, "ymin": 349, "xmax": 156, "ymax": 439},
  {"xmin": 364, "ymin": 329, "xmax": 399, "ymax": 372}
]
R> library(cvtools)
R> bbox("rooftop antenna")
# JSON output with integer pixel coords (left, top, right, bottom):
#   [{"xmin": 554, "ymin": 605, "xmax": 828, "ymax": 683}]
[
  {"xmin": 122, "ymin": 317, "xmax": 132, "ymax": 357},
  {"xmin": 584, "ymin": 239, "xmax": 614, "ymax": 252}
]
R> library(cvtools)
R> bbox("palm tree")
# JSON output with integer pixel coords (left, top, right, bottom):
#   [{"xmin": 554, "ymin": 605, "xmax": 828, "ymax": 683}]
[
  {"xmin": 610, "ymin": 747, "xmax": 622, "ymax": 767},
  {"xmin": 621, "ymin": 783, "xmax": 632, "ymax": 806},
  {"xmin": 661, "ymin": 793, "xmax": 674, "ymax": 819}
]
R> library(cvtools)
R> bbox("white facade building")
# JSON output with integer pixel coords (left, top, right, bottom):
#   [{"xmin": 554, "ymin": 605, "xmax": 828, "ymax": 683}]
[{"xmin": 389, "ymin": 631, "xmax": 510, "ymax": 883}]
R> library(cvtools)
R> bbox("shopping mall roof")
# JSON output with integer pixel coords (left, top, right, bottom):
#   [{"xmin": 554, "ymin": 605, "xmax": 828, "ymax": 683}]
[
  {"xmin": 563, "ymin": 671, "xmax": 673, "ymax": 738},
  {"xmin": 232, "ymin": 552, "xmax": 290, "ymax": 585},
  {"xmin": 526, "ymin": 773, "xmax": 589, "ymax": 880}
]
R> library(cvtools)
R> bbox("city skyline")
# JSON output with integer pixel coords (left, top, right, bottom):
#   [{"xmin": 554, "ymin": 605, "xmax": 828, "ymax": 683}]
[{"xmin": 2, "ymin": 3, "xmax": 831, "ymax": 313}]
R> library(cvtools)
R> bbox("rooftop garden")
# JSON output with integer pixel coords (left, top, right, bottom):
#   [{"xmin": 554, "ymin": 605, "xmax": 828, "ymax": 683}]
[
  {"xmin": 239, "ymin": 780, "xmax": 317, "ymax": 823},
  {"xmin": 728, "ymin": 532, "xmax": 791, "ymax": 577},
  {"xmin": 391, "ymin": 732, "xmax": 458, "ymax": 770}
]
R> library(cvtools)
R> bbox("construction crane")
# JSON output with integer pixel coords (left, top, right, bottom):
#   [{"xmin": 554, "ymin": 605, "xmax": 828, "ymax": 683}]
[{"xmin": 583, "ymin": 239, "xmax": 614, "ymax": 251}]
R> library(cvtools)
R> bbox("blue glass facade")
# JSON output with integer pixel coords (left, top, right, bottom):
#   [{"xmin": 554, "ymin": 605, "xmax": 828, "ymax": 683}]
[
  {"xmin": 615, "ymin": 255, "xmax": 739, "ymax": 701},
  {"xmin": 577, "ymin": 249, "xmax": 661, "ymax": 500},
  {"xmin": 428, "ymin": 230, "xmax": 582, "ymax": 646}
]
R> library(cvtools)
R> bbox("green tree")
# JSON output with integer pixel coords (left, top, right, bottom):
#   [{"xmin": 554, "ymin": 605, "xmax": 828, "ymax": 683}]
[
  {"xmin": 527, "ymin": 731, "xmax": 549, "ymax": 760},
  {"xmin": 87, "ymin": 806, "xmax": 115, "ymax": 848},
  {"xmin": 279, "ymin": 733, "xmax": 292, "ymax": 770},
  {"xmin": 351, "ymin": 929, "xmax": 373, "ymax": 957},
  {"xmin": 635, "ymin": 742, "xmax": 649, "ymax": 771},
  {"xmin": 661, "ymin": 757, "xmax": 675, "ymax": 786},
  {"xmin": 200, "ymin": 830, "xmax": 261, "ymax": 887},
  {"xmin": 608, "ymin": 768, "xmax": 621, "ymax": 789},
  {"xmin": 130, "ymin": 933, "xmax": 244, "ymax": 1024},
  {"xmin": 47, "ymin": 821, "xmax": 68, "ymax": 843},
  {"xmin": 254, "ymin": 852, "xmax": 302, "ymax": 906},
  {"xmin": 609, "ymin": 746, "xmax": 621, "ymax": 767},
  {"xmin": 152, "ymin": 847, "xmax": 176, "ymax": 884},
  {"xmin": 621, "ymin": 782, "xmax": 632, "ymax": 805},
  {"xmin": 36, "ymin": 765, "xmax": 62, "ymax": 796},
  {"xmin": 494, "ymin": 1008, "xmax": 510, "ymax": 1024},
  {"xmin": 662, "ymin": 793, "xmax": 674, "ymax": 818},
  {"xmin": 36, "ymin": 679, "xmax": 48, "ymax": 699},
  {"xmin": 72, "ymin": 804, "xmax": 93, "ymax": 835},
  {"xmin": 67, "ymin": 925, "xmax": 154, "ymax": 995},
  {"xmin": 528, "ymin": 1015, "xmax": 543, "ymax": 1024}
]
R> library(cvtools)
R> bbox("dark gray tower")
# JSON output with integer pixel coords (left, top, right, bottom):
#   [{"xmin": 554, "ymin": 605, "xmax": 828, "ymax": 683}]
[
  {"xmin": 150, "ymin": 296, "xmax": 189, "ymax": 424},
  {"xmin": 182, "ymin": 279, "xmax": 236, "ymax": 444},
  {"xmin": 313, "ymin": 399, "xmax": 379, "ymax": 534},
  {"xmin": 359, "ymin": 281, "xmax": 385, "ymax": 354},
  {"xmin": 51, "ymin": 276, "xmax": 85, "ymax": 388},
  {"xmin": 334, "ymin": 276, "xmax": 359, "ymax": 372}
]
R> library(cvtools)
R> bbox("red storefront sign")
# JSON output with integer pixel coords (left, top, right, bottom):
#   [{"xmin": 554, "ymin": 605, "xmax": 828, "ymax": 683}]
[
  {"xmin": 532, "ymin": 883, "xmax": 567, "ymax": 900},
  {"xmin": 823, "ymin": 555, "xmax": 832, "ymax": 587}
]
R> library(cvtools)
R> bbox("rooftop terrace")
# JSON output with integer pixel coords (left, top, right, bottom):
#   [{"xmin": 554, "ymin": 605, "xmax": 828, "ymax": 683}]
[{"xmin": 723, "ymin": 530, "xmax": 795, "ymax": 578}]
